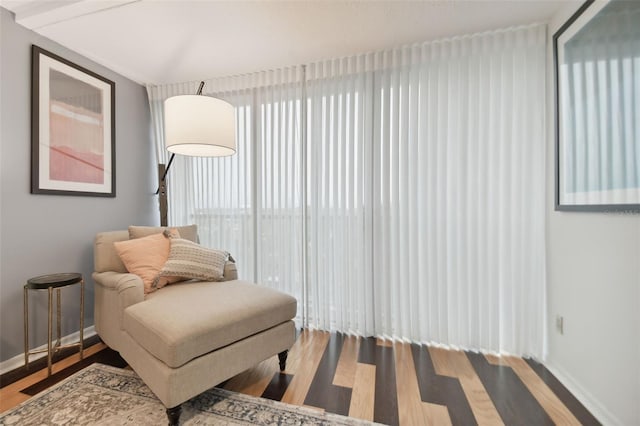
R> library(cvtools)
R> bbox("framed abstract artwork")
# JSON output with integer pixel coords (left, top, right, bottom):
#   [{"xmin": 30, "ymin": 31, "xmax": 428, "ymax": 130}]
[
  {"xmin": 31, "ymin": 45, "xmax": 115, "ymax": 197},
  {"xmin": 554, "ymin": 0, "xmax": 640, "ymax": 212}
]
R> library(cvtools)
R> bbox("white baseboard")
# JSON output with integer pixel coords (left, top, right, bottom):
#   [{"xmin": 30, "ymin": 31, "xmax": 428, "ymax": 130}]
[
  {"xmin": 544, "ymin": 360, "xmax": 621, "ymax": 426},
  {"xmin": 0, "ymin": 326, "xmax": 96, "ymax": 375}
]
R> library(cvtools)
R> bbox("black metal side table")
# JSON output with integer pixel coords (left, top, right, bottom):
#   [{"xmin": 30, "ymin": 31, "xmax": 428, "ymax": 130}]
[{"xmin": 24, "ymin": 273, "xmax": 84, "ymax": 376}]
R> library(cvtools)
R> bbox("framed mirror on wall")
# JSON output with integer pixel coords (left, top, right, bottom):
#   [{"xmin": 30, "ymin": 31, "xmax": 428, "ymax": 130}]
[{"xmin": 554, "ymin": 0, "xmax": 640, "ymax": 212}]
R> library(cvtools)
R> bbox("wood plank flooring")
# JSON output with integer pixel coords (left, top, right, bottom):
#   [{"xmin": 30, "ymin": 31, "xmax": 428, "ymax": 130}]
[{"xmin": 0, "ymin": 329, "xmax": 601, "ymax": 425}]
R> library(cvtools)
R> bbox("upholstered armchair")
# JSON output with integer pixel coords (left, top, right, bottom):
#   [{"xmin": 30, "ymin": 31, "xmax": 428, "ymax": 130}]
[{"xmin": 93, "ymin": 225, "xmax": 296, "ymax": 425}]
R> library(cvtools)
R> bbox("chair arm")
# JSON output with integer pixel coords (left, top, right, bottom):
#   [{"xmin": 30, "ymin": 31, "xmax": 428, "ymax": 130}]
[{"xmin": 92, "ymin": 271, "xmax": 144, "ymax": 309}]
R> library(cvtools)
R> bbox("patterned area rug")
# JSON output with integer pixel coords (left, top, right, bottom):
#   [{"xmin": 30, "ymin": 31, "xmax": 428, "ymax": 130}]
[{"xmin": 0, "ymin": 363, "xmax": 373, "ymax": 425}]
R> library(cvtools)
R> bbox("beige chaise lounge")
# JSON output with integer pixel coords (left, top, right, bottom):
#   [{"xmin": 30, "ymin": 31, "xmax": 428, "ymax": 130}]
[{"xmin": 92, "ymin": 226, "xmax": 297, "ymax": 425}]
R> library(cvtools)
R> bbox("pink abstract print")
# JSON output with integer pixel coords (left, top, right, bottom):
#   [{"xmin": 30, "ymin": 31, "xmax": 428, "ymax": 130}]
[{"xmin": 48, "ymin": 70, "xmax": 105, "ymax": 184}]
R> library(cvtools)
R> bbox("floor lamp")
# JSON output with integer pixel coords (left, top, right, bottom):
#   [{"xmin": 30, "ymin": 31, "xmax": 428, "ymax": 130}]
[{"xmin": 157, "ymin": 82, "xmax": 236, "ymax": 226}]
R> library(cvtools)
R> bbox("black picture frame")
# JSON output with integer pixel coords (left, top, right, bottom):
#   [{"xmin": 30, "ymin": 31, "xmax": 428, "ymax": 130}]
[
  {"xmin": 31, "ymin": 45, "xmax": 116, "ymax": 197},
  {"xmin": 553, "ymin": 0, "xmax": 640, "ymax": 212}
]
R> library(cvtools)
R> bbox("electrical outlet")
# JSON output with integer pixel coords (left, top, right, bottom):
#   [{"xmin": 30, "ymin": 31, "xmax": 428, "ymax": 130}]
[{"xmin": 556, "ymin": 315, "xmax": 564, "ymax": 334}]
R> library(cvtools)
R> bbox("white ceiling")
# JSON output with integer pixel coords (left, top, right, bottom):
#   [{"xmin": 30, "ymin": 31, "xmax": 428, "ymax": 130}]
[{"xmin": 1, "ymin": 0, "xmax": 577, "ymax": 85}]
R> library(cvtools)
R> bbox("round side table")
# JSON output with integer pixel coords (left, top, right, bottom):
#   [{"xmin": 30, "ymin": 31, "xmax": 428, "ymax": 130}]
[{"xmin": 23, "ymin": 273, "xmax": 84, "ymax": 376}]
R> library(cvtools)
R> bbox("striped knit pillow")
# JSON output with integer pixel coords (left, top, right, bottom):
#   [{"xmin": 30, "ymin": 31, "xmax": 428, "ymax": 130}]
[{"xmin": 155, "ymin": 238, "xmax": 229, "ymax": 286}]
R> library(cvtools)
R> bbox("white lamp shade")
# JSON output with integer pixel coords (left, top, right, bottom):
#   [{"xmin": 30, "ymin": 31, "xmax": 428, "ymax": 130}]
[{"xmin": 164, "ymin": 95, "xmax": 236, "ymax": 157}]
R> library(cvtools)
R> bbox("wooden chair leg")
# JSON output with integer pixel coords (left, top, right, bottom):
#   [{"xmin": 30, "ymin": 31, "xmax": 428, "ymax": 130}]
[
  {"xmin": 278, "ymin": 350, "xmax": 288, "ymax": 371},
  {"xmin": 166, "ymin": 404, "xmax": 181, "ymax": 426}
]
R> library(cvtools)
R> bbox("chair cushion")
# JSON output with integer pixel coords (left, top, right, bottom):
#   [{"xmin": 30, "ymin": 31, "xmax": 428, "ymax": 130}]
[
  {"xmin": 122, "ymin": 280, "xmax": 297, "ymax": 368},
  {"xmin": 113, "ymin": 230, "xmax": 184, "ymax": 294},
  {"xmin": 154, "ymin": 238, "xmax": 229, "ymax": 287},
  {"xmin": 95, "ymin": 230, "xmax": 130, "ymax": 273}
]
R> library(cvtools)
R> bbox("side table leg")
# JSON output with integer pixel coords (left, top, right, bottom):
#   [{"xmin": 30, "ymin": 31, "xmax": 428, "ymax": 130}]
[
  {"xmin": 79, "ymin": 279, "xmax": 84, "ymax": 359},
  {"xmin": 47, "ymin": 286, "xmax": 53, "ymax": 376},
  {"xmin": 23, "ymin": 286, "xmax": 28, "ymax": 368},
  {"xmin": 56, "ymin": 288, "xmax": 61, "ymax": 348}
]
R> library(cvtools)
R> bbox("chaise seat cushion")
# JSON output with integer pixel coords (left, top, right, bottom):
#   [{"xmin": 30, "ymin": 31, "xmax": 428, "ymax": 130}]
[{"xmin": 122, "ymin": 280, "xmax": 297, "ymax": 368}]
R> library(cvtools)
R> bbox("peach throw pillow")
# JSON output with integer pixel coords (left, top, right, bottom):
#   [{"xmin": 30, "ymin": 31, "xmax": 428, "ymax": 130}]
[{"xmin": 113, "ymin": 232, "xmax": 181, "ymax": 294}]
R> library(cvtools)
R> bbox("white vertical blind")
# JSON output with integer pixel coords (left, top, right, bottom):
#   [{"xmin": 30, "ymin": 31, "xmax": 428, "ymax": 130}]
[
  {"xmin": 368, "ymin": 25, "xmax": 547, "ymax": 356},
  {"xmin": 253, "ymin": 69, "xmax": 304, "ymax": 305},
  {"xmin": 305, "ymin": 56, "xmax": 375, "ymax": 335},
  {"xmin": 148, "ymin": 24, "xmax": 547, "ymax": 357}
]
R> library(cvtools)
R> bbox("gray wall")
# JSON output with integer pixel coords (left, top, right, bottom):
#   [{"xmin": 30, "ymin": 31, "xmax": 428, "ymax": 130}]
[
  {"xmin": 546, "ymin": 4, "xmax": 640, "ymax": 425},
  {"xmin": 0, "ymin": 7, "xmax": 158, "ymax": 363}
]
